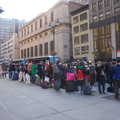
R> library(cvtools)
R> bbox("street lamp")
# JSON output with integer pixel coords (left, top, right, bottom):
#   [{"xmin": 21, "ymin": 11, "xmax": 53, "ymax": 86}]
[
  {"xmin": 0, "ymin": 7, "xmax": 4, "ymax": 14},
  {"xmin": 48, "ymin": 19, "xmax": 60, "ymax": 64}
]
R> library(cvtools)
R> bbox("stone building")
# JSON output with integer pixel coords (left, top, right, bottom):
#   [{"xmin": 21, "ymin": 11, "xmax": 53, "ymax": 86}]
[
  {"xmin": 1, "ymin": 33, "xmax": 20, "ymax": 61},
  {"xmin": 19, "ymin": 0, "xmax": 82, "ymax": 63},
  {"xmin": 89, "ymin": 0, "xmax": 120, "ymax": 62},
  {"xmin": 71, "ymin": 5, "xmax": 92, "ymax": 62}
]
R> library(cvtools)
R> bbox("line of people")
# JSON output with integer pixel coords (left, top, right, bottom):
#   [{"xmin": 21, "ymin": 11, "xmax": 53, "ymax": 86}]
[{"xmin": 6, "ymin": 59, "xmax": 120, "ymax": 100}]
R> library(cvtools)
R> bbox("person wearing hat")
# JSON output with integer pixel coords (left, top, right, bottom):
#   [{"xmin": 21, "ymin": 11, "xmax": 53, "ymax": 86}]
[{"xmin": 113, "ymin": 59, "xmax": 120, "ymax": 99}]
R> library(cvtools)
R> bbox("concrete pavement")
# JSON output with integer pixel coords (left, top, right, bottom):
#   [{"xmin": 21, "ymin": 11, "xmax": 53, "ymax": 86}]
[{"xmin": 0, "ymin": 77, "xmax": 120, "ymax": 120}]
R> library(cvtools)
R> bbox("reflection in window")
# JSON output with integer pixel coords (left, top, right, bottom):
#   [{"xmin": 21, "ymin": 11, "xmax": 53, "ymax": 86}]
[
  {"xmin": 74, "ymin": 36, "xmax": 79, "ymax": 45},
  {"xmin": 80, "ymin": 23, "xmax": 88, "ymax": 31},
  {"xmin": 73, "ymin": 16, "xmax": 79, "ymax": 24},
  {"xmin": 81, "ymin": 46, "xmax": 89, "ymax": 54},
  {"xmin": 81, "ymin": 34, "xmax": 88, "ymax": 43},
  {"xmin": 74, "ymin": 47, "xmax": 80, "ymax": 55},
  {"xmin": 74, "ymin": 26, "xmax": 79, "ymax": 33}
]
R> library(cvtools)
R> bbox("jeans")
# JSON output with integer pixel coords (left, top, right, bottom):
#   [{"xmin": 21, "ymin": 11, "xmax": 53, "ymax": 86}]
[
  {"xmin": 54, "ymin": 79, "xmax": 61, "ymax": 90},
  {"xmin": 98, "ymin": 82, "xmax": 105, "ymax": 93},
  {"xmin": 11, "ymin": 71, "xmax": 15, "ymax": 80},
  {"xmin": 114, "ymin": 80, "xmax": 120, "ymax": 97},
  {"xmin": 9, "ymin": 71, "xmax": 12, "ymax": 79},
  {"xmin": 49, "ymin": 77, "xmax": 53, "ymax": 83}
]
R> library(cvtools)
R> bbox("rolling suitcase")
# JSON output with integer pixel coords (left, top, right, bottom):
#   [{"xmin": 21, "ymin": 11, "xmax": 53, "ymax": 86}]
[
  {"xmin": 13, "ymin": 72, "xmax": 19, "ymax": 80},
  {"xmin": 66, "ymin": 81, "xmax": 76, "ymax": 92},
  {"xmin": 83, "ymin": 83, "xmax": 92, "ymax": 95}
]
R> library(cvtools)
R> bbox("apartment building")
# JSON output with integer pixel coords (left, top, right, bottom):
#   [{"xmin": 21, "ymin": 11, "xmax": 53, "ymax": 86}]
[
  {"xmin": 0, "ymin": 18, "xmax": 27, "ymax": 58},
  {"xmin": 19, "ymin": 0, "xmax": 82, "ymax": 63},
  {"xmin": 71, "ymin": 5, "xmax": 93, "ymax": 62},
  {"xmin": 1, "ymin": 33, "xmax": 20, "ymax": 61},
  {"xmin": 89, "ymin": 0, "xmax": 120, "ymax": 62}
]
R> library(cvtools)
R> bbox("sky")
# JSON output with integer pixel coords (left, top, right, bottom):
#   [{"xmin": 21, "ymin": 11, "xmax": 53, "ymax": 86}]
[{"xmin": 0, "ymin": 0, "xmax": 60, "ymax": 21}]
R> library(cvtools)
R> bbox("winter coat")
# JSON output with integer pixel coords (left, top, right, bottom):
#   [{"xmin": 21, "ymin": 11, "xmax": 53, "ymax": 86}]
[
  {"xmin": 113, "ymin": 64, "xmax": 120, "ymax": 81},
  {"xmin": 96, "ymin": 65, "xmax": 105, "ymax": 83},
  {"xmin": 76, "ymin": 65, "xmax": 86, "ymax": 86},
  {"xmin": 47, "ymin": 64, "xmax": 53, "ymax": 78},
  {"xmin": 31, "ymin": 64, "xmax": 37, "ymax": 75},
  {"xmin": 37, "ymin": 64, "xmax": 45, "ymax": 77}
]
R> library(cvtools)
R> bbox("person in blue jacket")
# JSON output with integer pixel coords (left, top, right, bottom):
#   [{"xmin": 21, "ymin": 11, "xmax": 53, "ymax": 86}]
[{"xmin": 113, "ymin": 59, "xmax": 120, "ymax": 99}]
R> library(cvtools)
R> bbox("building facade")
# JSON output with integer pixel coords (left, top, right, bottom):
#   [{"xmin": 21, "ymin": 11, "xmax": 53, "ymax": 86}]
[
  {"xmin": 1, "ymin": 33, "xmax": 20, "ymax": 61},
  {"xmin": 0, "ymin": 18, "xmax": 26, "ymax": 58},
  {"xmin": 70, "ymin": 0, "xmax": 89, "ymax": 5},
  {"xmin": 71, "ymin": 5, "xmax": 92, "ymax": 62},
  {"xmin": 89, "ymin": 0, "xmax": 120, "ymax": 62},
  {"xmin": 19, "ymin": 0, "xmax": 82, "ymax": 63}
]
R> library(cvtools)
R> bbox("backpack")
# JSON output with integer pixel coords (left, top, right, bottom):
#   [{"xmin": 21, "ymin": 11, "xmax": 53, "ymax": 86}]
[
  {"xmin": 53, "ymin": 64, "xmax": 60, "ymax": 73},
  {"xmin": 21, "ymin": 66, "xmax": 26, "ymax": 72},
  {"xmin": 76, "ymin": 69, "xmax": 84, "ymax": 80}
]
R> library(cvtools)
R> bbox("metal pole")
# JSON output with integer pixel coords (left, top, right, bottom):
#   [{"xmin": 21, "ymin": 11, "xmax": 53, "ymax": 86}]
[{"xmin": 53, "ymin": 27, "xmax": 55, "ymax": 64}]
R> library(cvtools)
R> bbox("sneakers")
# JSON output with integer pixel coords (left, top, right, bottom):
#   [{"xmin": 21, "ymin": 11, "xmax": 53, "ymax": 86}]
[
  {"xmin": 115, "ymin": 96, "xmax": 119, "ymax": 99},
  {"xmin": 78, "ymin": 91, "xmax": 81, "ymax": 94}
]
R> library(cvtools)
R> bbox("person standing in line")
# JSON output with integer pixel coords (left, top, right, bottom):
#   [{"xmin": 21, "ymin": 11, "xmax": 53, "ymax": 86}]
[
  {"xmin": 11, "ymin": 63, "xmax": 15, "ymax": 80},
  {"xmin": 113, "ymin": 59, "xmax": 120, "ymax": 99},
  {"xmin": 104, "ymin": 59, "xmax": 111, "ymax": 85},
  {"xmin": 46, "ymin": 62, "xmax": 53, "ymax": 83},
  {"xmin": 31, "ymin": 62, "xmax": 37, "ymax": 83},
  {"xmin": 96, "ymin": 61, "xmax": 106, "ymax": 94},
  {"xmin": 18, "ymin": 63, "xmax": 26, "ymax": 82}
]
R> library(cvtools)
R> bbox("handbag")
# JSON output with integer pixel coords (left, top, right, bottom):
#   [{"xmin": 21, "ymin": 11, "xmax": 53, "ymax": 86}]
[{"xmin": 101, "ymin": 69, "xmax": 105, "ymax": 76}]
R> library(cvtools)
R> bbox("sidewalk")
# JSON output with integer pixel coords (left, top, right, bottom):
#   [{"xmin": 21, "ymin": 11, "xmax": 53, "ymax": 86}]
[{"xmin": 0, "ymin": 77, "xmax": 120, "ymax": 120}]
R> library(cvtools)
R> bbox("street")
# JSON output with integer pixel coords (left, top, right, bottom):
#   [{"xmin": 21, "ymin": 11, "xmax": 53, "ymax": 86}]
[{"xmin": 0, "ymin": 77, "xmax": 120, "ymax": 120}]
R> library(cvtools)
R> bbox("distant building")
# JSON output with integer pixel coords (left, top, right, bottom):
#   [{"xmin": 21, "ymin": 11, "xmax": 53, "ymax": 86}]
[
  {"xmin": 19, "ymin": 0, "xmax": 82, "ymax": 63},
  {"xmin": 1, "ymin": 33, "xmax": 20, "ymax": 61},
  {"xmin": 70, "ymin": 0, "xmax": 89, "ymax": 5},
  {"xmin": 0, "ymin": 18, "xmax": 27, "ymax": 58},
  {"xmin": 89, "ymin": 0, "xmax": 120, "ymax": 62},
  {"xmin": 71, "ymin": 5, "xmax": 92, "ymax": 62}
]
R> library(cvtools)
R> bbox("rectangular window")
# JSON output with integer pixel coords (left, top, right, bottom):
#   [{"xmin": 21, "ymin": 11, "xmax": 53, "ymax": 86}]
[
  {"xmin": 24, "ymin": 29, "xmax": 26, "ymax": 36},
  {"xmin": 40, "ymin": 19, "xmax": 42, "ymax": 28},
  {"xmin": 24, "ymin": 49, "xmax": 26, "ymax": 58},
  {"xmin": 74, "ymin": 36, "xmax": 79, "ymax": 45},
  {"xmin": 99, "ymin": 13, "xmax": 104, "ymax": 21},
  {"xmin": 80, "ymin": 23, "xmax": 88, "ymax": 31},
  {"xmin": 31, "ymin": 47, "xmax": 33, "ymax": 57},
  {"xmin": 31, "ymin": 24, "xmax": 33, "ymax": 32},
  {"xmin": 105, "ymin": 0, "xmax": 109, "ymax": 6},
  {"xmin": 73, "ymin": 16, "xmax": 79, "ymax": 24},
  {"xmin": 105, "ymin": 11, "xmax": 110, "ymax": 18},
  {"xmin": 80, "ymin": 12, "xmax": 87, "ymax": 21},
  {"xmin": 115, "ymin": 7, "xmax": 120, "ymax": 16},
  {"xmin": 74, "ymin": 47, "xmax": 80, "ymax": 55},
  {"xmin": 98, "ymin": 1, "xmax": 103, "ymax": 9},
  {"xmin": 21, "ymin": 31, "xmax": 23, "ymax": 37},
  {"xmin": 39, "ymin": 44, "xmax": 43, "ymax": 55},
  {"xmin": 81, "ymin": 46, "xmax": 89, "ymax": 54},
  {"xmin": 35, "ymin": 45, "xmax": 38, "ymax": 56},
  {"xmin": 45, "ymin": 15, "xmax": 47, "ymax": 26},
  {"xmin": 92, "ymin": 3, "xmax": 96, "ymax": 12},
  {"xmin": 50, "ymin": 41, "xmax": 54, "ymax": 52},
  {"xmin": 74, "ymin": 26, "xmax": 79, "ymax": 33},
  {"xmin": 27, "ymin": 48, "xmax": 29, "ymax": 57},
  {"xmin": 93, "ymin": 16, "xmax": 97, "ymax": 22},
  {"xmin": 27, "ymin": 27, "xmax": 29, "ymax": 34},
  {"xmin": 81, "ymin": 34, "xmax": 88, "ymax": 43},
  {"xmin": 51, "ymin": 11, "xmax": 54, "ymax": 22},
  {"xmin": 44, "ymin": 42, "xmax": 48, "ymax": 55},
  {"xmin": 21, "ymin": 50, "xmax": 23, "ymax": 58},
  {"xmin": 35, "ymin": 22, "xmax": 37, "ymax": 30}
]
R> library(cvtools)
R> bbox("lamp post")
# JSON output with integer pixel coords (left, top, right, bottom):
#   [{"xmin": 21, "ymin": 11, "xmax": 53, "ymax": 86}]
[
  {"xmin": 48, "ymin": 19, "xmax": 60, "ymax": 64},
  {"xmin": 0, "ymin": 7, "xmax": 4, "ymax": 14}
]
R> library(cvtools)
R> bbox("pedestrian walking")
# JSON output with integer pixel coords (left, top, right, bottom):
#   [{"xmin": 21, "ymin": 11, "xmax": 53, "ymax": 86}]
[
  {"xmin": 96, "ymin": 61, "xmax": 106, "ymax": 94},
  {"xmin": 113, "ymin": 59, "xmax": 120, "ymax": 99}
]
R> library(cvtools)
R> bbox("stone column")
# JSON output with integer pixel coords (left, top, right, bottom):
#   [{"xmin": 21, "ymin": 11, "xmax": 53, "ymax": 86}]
[{"xmin": 111, "ymin": 23, "xmax": 117, "ymax": 59}]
